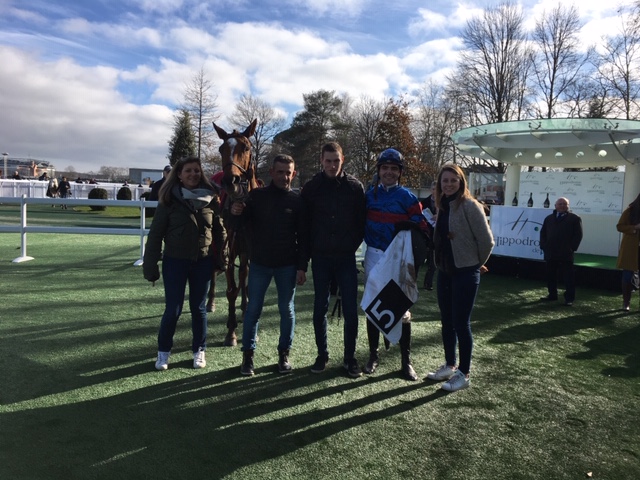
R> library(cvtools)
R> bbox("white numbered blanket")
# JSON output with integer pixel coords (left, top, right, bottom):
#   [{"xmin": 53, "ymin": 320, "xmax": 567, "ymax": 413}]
[{"xmin": 360, "ymin": 230, "xmax": 419, "ymax": 345}]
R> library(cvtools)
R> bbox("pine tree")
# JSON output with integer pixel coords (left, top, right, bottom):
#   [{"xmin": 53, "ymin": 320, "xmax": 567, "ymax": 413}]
[{"xmin": 167, "ymin": 108, "xmax": 197, "ymax": 165}]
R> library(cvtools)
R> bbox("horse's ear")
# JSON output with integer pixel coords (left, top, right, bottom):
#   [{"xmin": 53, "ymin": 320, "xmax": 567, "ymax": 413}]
[
  {"xmin": 213, "ymin": 122, "xmax": 228, "ymax": 140},
  {"xmin": 243, "ymin": 119, "xmax": 258, "ymax": 138}
]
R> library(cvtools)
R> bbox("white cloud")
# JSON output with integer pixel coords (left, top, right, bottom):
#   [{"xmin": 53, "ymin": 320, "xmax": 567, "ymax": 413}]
[{"xmin": 0, "ymin": 46, "xmax": 173, "ymax": 172}]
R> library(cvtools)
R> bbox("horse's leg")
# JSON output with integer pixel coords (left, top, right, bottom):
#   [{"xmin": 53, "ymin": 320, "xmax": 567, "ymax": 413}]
[
  {"xmin": 238, "ymin": 255, "xmax": 249, "ymax": 323},
  {"xmin": 223, "ymin": 262, "xmax": 239, "ymax": 347},
  {"xmin": 206, "ymin": 270, "xmax": 216, "ymax": 313}
]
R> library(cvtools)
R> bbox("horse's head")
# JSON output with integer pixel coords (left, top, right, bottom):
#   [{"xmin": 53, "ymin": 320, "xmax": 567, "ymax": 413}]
[{"xmin": 214, "ymin": 119, "xmax": 258, "ymax": 200}]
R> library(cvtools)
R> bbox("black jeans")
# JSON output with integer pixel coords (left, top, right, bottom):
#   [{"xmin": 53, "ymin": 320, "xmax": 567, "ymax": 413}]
[{"xmin": 545, "ymin": 259, "xmax": 576, "ymax": 302}]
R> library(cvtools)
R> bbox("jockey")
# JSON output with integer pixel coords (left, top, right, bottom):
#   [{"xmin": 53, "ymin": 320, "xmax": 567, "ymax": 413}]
[{"xmin": 363, "ymin": 148, "xmax": 431, "ymax": 381}]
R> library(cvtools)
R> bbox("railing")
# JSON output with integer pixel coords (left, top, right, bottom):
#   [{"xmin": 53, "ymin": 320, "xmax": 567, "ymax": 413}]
[
  {"xmin": 0, "ymin": 179, "xmax": 150, "ymax": 200},
  {"xmin": 0, "ymin": 195, "xmax": 157, "ymax": 265}
]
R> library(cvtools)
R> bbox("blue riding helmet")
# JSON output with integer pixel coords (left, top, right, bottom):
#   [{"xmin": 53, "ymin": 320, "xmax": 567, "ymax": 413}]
[{"xmin": 376, "ymin": 148, "xmax": 404, "ymax": 170}]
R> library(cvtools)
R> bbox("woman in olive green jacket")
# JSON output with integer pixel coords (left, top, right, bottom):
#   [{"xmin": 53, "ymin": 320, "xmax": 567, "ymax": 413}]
[
  {"xmin": 616, "ymin": 192, "xmax": 640, "ymax": 311},
  {"xmin": 144, "ymin": 157, "xmax": 222, "ymax": 370}
]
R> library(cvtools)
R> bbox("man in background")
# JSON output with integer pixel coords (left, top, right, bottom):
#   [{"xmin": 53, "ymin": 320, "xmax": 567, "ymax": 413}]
[{"xmin": 539, "ymin": 197, "xmax": 583, "ymax": 306}]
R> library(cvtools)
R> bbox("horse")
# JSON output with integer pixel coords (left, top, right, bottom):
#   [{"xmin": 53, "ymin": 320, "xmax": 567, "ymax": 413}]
[{"xmin": 207, "ymin": 119, "xmax": 258, "ymax": 346}]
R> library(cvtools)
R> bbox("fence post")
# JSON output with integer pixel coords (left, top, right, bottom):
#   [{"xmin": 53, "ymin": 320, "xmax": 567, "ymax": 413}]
[
  {"xmin": 13, "ymin": 194, "xmax": 35, "ymax": 263},
  {"xmin": 133, "ymin": 198, "xmax": 147, "ymax": 266}
]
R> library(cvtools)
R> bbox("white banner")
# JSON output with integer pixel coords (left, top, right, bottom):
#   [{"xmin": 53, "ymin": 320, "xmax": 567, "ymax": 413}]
[
  {"xmin": 490, "ymin": 206, "xmax": 547, "ymax": 260},
  {"xmin": 517, "ymin": 171, "xmax": 624, "ymax": 215}
]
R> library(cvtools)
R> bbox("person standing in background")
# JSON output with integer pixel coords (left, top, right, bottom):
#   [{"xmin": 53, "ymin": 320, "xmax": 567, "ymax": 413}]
[
  {"xmin": 57, "ymin": 176, "xmax": 71, "ymax": 209},
  {"xmin": 616, "ymin": 192, "xmax": 640, "ymax": 312},
  {"xmin": 420, "ymin": 181, "xmax": 438, "ymax": 290},
  {"xmin": 539, "ymin": 197, "xmax": 583, "ymax": 306}
]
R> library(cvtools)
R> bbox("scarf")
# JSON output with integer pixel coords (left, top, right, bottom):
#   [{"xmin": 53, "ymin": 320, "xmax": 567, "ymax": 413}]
[{"xmin": 173, "ymin": 185, "xmax": 214, "ymax": 211}]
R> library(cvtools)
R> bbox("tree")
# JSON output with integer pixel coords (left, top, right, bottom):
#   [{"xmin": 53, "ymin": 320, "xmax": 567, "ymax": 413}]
[
  {"xmin": 594, "ymin": 3, "xmax": 640, "ymax": 119},
  {"xmin": 167, "ymin": 108, "xmax": 197, "ymax": 165},
  {"xmin": 343, "ymin": 95, "xmax": 387, "ymax": 181},
  {"xmin": 228, "ymin": 94, "xmax": 286, "ymax": 180},
  {"xmin": 414, "ymin": 82, "xmax": 459, "ymax": 185},
  {"xmin": 446, "ymin": 2, "xmax": 532, "ymax": 171},
  {"xmin": 98, "ymin": 166, "xmax": 128, "ymax": 182},
  {"xmin": 182, "ymin": 67, "xmax": 218, "ymax": 158},
  {"xmin": 376, "ymin": 98, "xmax": 425, "ymax": 188},
  {"xmin": 274, "ymin": 90, "xmax": 346, "ymax": 185},
  {"xmin": 531, "ymin": 4, "xmax": 591, "ymax": 119}
]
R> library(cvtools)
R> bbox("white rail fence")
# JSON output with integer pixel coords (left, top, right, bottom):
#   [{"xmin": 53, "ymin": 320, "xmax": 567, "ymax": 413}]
[
  {"xmin": 0, "ymin": 179, "xmax": 150, "ymax": 200},
  {"xmin": 0, "ymin": 195, "xmax": 157, "ymax": 265}
]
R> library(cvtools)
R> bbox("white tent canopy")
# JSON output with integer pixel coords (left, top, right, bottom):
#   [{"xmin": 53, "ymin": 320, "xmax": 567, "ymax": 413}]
[{"xmin": 452, "ymin": 118, "xmax": 640, "ymax": 208}]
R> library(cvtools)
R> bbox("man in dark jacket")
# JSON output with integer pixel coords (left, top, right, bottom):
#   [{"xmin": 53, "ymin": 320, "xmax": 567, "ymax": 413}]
[
  {"xmin": 539, "ymin": 197, "xmax": 583, "ymax": 306},
  {"xmin": 147, "ymin": 165, "xmax": 171, "ymax": 215},
  {"xmin": 419, "ymin": 181, "xmax": 437, "ymax": 290},
  {"xmin": 231, "ymin": 155, "xmax": 308, "ymax": 376},
  {"xmin": 301, "ymin": 142, "xmax": 366, "ymax": 378}
]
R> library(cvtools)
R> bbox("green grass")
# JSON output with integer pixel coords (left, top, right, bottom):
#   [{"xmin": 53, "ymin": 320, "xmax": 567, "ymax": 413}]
[{"xmin": 0, "ymin": 232, "xmax": 638, "ymax": 480}]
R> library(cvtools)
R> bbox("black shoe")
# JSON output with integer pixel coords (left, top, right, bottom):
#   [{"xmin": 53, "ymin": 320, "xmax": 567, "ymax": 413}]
[
  {"xmin": 564, "ymin": 301, "xmax": 573, "ymax": 306},
  {"xmin": 278, "ymin": 350, "xmax": 292, "ymax": 374},
  {"xmin": 343, "ymin": 358, "xmax": 362, "ymax": 378},
  {"xmin": 362, "ymin": 353, "xmax": 379, "ymax": 375},
  {"xmin": 402, "ymin": 362, "xmax": 418, "ymax": 381},
  {"xmin": 423, "ymin": 284, "xmax": 433, "ymax": 291},
  {"xmin": 310, "ymin": 355, "xmax": 328, "ymax": 374},
  {"xmin": 540, "ymin": 296, "xmax": 558, "ymax": 301}
]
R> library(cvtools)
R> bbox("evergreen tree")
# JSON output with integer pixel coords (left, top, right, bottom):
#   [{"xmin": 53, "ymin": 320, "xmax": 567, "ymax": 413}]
[{"xmin": 167, "ymin": 108, "xmax": 196, "ymax": 165}]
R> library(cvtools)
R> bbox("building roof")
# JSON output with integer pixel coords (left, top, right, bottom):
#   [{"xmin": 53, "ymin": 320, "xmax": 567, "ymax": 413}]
[{"xmin": 452, "ymin": 118, "xmax": 640, "ymax": 168}]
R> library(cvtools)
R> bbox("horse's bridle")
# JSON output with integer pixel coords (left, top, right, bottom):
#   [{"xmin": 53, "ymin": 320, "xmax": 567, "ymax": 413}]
[{"xmin": 221, "ymin": 135, "xmax": 254, "ymax": 203}]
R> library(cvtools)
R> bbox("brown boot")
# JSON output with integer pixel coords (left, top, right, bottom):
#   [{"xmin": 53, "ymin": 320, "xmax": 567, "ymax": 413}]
[
  {"xmin": 241, "ymin": 350, "xmax": 254, "ymax": 376},
  {"xmin": 278, "ymin": 350, "xmax": 292, "ymax": 374},
  {"xmin": 400, "ymin": 323, "xmax": 417, "ymax": 381}
]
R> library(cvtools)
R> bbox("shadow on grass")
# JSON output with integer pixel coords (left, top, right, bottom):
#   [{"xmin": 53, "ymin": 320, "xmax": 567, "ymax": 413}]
[
  {"xmin": 567, "ymin": 323, "xmax": 640, "ymax": 378},
  {"xmin": 1, "ymin": 361, "xmax": 449, "ymax": 478}
]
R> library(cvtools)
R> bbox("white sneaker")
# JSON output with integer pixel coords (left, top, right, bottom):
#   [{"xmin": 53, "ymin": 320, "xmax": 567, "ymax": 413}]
[
  {"xmin": 155, "ymin": 351, "xmax": 170, "ymax": 371},
  {"xmin": 426, "ymin": 364, "xmax": 457, "ymax": 381},
  {"xmin": 193, "ymin": 348, "xmax": 206, "ymax": 369},
  {"xmin": 441, "ymin": 370, "xmax": 470, "ymax": 392}
]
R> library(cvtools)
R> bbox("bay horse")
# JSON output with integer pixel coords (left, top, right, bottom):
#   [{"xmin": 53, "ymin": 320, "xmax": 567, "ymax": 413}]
[{"xmin": 208, "ymin": 119, "xmax": 258, "ymax": 346}]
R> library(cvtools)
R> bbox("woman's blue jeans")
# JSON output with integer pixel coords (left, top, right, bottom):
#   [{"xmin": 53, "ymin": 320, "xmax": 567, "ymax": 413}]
[
  {"xmin": 158, "ymin": 255, "xmax": 213, "ymax": 353},
  {"xmin": 436, "ymin": 267, "xmax": 480, "ymax": 375},
  {"xmin": 242, "ymin": 262, "xmax": 297, "ymax": 352}
]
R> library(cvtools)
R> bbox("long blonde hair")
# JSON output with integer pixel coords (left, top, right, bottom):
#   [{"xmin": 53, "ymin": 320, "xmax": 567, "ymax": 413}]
[{"xmin": 434, "ymin": 163, "xmax": 473, "ymax": 210}]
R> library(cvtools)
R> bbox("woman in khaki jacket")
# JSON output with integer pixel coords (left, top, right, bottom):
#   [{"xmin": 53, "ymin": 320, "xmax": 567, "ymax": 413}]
[{"xmin": 616, "ymin": 192, "xmax": 640, "ymax": 312}]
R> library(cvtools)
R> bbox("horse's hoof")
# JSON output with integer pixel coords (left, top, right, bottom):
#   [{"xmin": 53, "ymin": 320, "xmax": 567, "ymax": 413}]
[
  {"xmin": 223, "ymin": 331, "xmax": 237, "ymax": 347},
  {"xmin": 206, "ymin": 301, "xmax": 216, "ymax": 313}
]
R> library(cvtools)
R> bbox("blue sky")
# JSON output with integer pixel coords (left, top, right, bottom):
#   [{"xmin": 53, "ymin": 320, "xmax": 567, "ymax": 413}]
[{"xmin": 0, "ymin": 0, "xmax": 631, "ymax": 172}]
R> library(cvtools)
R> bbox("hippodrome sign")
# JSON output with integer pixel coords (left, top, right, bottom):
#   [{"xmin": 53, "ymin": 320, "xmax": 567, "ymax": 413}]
[{"xmin": 490, "ymin": 206, "xmax": 547, "ymax": 260}]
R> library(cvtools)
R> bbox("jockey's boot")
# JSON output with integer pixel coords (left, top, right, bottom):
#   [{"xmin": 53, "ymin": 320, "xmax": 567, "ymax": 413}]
[
  {"xmin": 278, "ymin": 349, "xmax": 292, "ymax": 374},
  {"xmin": 363, "ymin": 321, "xmax": 380, "ymax": 375},
  {"xmin": 400, "ymin": 323, "xmax": 418, "ymax": 381},
  {"xmin": 241, "ymin": 349, "xmax": 254, "ymax": 376}
]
